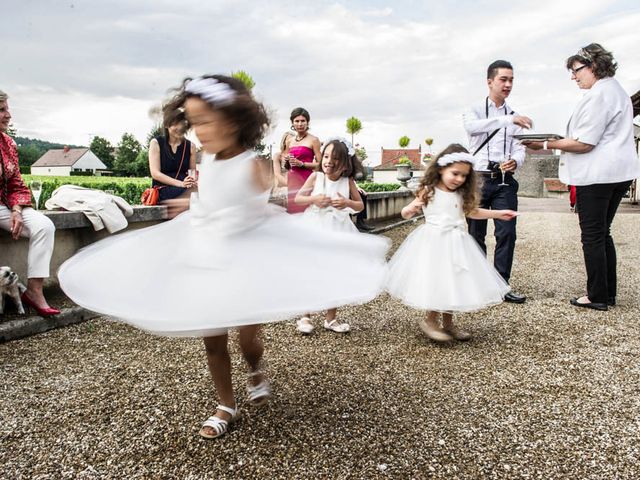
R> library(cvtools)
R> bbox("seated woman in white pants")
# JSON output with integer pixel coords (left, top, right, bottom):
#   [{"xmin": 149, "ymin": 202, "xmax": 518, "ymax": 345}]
[{"xmin": 0, "ymin": 90, "xmax": 59, "ymax": 316}]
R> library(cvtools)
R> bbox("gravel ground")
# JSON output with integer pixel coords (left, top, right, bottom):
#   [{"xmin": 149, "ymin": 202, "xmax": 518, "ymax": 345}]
[{"xmin": 1, "ymin": 211, "xmax": 639, "ymax": 479}]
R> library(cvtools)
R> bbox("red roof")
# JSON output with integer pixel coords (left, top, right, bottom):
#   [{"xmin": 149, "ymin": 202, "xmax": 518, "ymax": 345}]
[
  {"xmin": 374, "ymin": 147, "xmax": 425, "ymax": 170},
  {"xmin": 32, "ymin": 148, "xmax": 89, "ymax": 167}
]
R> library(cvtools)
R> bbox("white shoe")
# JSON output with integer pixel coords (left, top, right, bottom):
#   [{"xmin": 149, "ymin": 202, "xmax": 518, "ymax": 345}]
[
  {"xmin": 199, "ymin": 404, "xmax": 240, "ymax": 439},
  {"xmin": 296, "ymin": 316, "xmax": 314, "ymax": 335},
  {"xmin": 323, "ymin": 319, "xmax": 350, "ymax": 333},
  {"xmin": 247, "ymin": 370, "xmax": 271, "ymax": 407}
]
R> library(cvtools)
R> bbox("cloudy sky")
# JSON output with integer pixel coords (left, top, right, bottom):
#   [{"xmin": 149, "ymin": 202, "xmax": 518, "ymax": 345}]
[{"xmin": 2, "ymin": 0, "xmax": 639, "ymax": 165}]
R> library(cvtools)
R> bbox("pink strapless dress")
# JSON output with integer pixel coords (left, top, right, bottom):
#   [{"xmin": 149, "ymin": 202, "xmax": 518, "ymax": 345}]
[{"xmin": 287, "ymin": 145, "xmax": 314, "ymax": 214}]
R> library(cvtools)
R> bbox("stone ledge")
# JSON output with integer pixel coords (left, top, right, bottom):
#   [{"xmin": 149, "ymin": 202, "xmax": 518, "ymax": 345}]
[
  {"xmin": 365, "ymin": 190, "xmax": 414, "ymax": 200},
  {"xmin": 0, "ymin": 306, "xmax": 100, "ymax": 342},
  {"xmin": 41, "ymin": 206, "xmax": 168, "ymax": 230}
]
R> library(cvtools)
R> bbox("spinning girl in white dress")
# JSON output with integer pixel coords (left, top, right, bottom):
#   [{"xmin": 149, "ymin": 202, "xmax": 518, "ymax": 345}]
[
  {"xmin": 59, "ymin": 75, "xmax": 389, "ymax": 439},
  {"xmin": 385, "ymin": 144, "xmax": 517, "ymax": 342},
  {"xmin": 294, "ymin": 136, "xmax": 372, "ymax": 334}
]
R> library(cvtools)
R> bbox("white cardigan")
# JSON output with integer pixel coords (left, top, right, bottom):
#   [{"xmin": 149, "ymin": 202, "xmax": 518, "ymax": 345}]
[
  {"xmin": 559, "ymin": 77, "xmax": 640, "ymax": 186},
  {"xmin": 45, "ymin": 185, "xmax": 133, "ymax": 233}
]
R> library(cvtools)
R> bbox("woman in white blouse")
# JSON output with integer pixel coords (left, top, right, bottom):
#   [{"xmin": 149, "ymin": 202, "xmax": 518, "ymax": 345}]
[{"xmin": 526, "ymin": 43, "xmax": 640, "ymax": 311}]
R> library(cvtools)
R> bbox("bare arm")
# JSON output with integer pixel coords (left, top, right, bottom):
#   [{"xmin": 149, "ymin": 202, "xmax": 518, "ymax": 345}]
[
  {"xmin": 307, "ymin": 136, "xmax": 322, "ymax": 170},
  {"xmin": 467, "ymin": 208, "xmax": 518, "ymax": 220},
  {"xmin": 401, "ymin": 196, "xmax": 425, "ymax": 219},
  {"xmin": 294, "ymin": 173, "xmax": 330, "ymax": 207},
  {"xmin": 523, "ymin": 138, "xmax": 594, "ymax": 154},
  {"xmin": 272, "ymin": 152, "xmax": 288, "ymax": 187},
  {"xmin": 252, "ymin": 157, "xmax": 271, "ymax": 193}
]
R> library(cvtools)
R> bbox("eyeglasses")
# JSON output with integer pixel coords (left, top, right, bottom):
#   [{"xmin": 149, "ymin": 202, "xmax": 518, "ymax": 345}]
[{"xmin": 570, "ymin": 65, "xmax": 587, "ymax": 75}]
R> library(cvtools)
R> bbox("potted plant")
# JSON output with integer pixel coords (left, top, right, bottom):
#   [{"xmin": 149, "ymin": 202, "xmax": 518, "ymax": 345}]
[{"xmin": 396, "ymin": 156, "xmax": 412, "ymax": 189}]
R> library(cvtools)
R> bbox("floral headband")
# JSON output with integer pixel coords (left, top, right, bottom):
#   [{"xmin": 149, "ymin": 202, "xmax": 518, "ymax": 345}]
[
  {"xmin": 577, "ymin": 48, "xmax": 593, "ymax": 63},
  {"xmin": 185, "ymin": 77, "xmax": 236, "ymax": 107},
  {"xmin": 436, "ymin": 152, "xmax": 476, "ymax": 168},
  {"xmin": 323, "ymin": 136, "xmax": 355, "ymax": 156}
]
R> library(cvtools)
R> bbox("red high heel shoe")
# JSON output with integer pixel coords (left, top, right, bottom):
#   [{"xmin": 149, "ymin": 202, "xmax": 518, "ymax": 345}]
[{"xmin": 21, "ymin": 293, "xmax": 61, "ymax": 317}]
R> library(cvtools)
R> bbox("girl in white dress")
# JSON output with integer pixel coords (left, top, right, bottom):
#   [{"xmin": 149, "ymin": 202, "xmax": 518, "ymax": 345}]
[
  {"xmin": 59, "ymin": 75, "xmax": 389, "ymax": 439},
  {"xmin": 386, "ymin": 144, "xmax": 517, "ymax": 342},
  {"xmin": 294, "ymin": 137, "xmax": 368, "ymax": 334}
]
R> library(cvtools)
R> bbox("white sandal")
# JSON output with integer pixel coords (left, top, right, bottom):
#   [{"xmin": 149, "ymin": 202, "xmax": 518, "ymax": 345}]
[
  {"xmin": 324, "ymin": 319, "xmax": 350, "ymax": 333},
  {"xmin": 199, "ymin": 404, "xmax": 240, "ymax": 439},
  {"xmin": 296, "ymin": 316, "xmax": 314, "ymax": 335},
  {"xmin": 247, "ymin": 370, "xmax": 271, "ymax": 407}
]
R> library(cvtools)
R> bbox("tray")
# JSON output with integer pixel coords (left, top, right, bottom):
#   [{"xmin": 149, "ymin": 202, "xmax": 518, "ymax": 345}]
[{"xmin": 513, "ymin": 133, "xmax": 563, "ymax": 141}]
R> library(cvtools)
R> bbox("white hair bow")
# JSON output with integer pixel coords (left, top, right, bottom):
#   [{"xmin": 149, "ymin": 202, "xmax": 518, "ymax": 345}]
[
  {"xmin": 323, "ymin": 136, "xmax": 355, "ymax": 156},
  {"xmin": 436, "ymin": 152, "xmax": 476, "ymax": 168},
  {"xmin": 185, "ymin": 77, "xmax": 236, "ymax": 107}
]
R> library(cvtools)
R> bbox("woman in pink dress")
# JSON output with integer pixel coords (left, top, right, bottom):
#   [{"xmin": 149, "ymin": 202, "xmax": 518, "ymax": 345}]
[{"xmin": 282, "ymin": 107, "xmax": 321, "ymax": 214}]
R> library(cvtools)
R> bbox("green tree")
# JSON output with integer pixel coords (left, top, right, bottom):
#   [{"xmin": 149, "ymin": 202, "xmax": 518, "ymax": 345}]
[
  {"xmin": 16, "ymin": 144, "xmax": 42, "ymax": 167},
  {"xmin": 146, "ymin": 124, "xmax": 163, "ymax": 146},
  {"xmin": 133, "ymin": 149, "xmax": 150, "ymax": 177},
  {"xmin": 346, "ymin": 116, "xmax": 362, "ymax": 145},
  {"xmin": 90, "ymin": 136, "xmax": 115, "ymax": 169},
  {"xmin": 113, "ymin": 133, "xmax": 142, "ymax": 176},
  {"xmin": 231, "ymin": 70, "xmax": 255, "ymax": 90},
  {"xmin": 398, "ymin": 136, "xmax": 410, "ymax": 148}
]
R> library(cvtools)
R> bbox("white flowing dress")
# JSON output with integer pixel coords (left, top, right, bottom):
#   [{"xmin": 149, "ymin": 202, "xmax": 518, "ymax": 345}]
[
  {"xmin": 386, "ymin": 188, "xmax": 510, "ymax": 312},
  {"xmin": 59, "ymin": 151, "xmax": 390, "ymax": 336},
  {"xmin": 302, "ymin": 173, "xmax": 358, "ymax": 233}
]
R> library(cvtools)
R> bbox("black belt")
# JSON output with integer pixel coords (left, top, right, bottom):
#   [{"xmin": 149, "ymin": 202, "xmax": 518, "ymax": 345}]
[{"xmin": 477, "ymin": 171, "xmax": 513, "ymax": 179}]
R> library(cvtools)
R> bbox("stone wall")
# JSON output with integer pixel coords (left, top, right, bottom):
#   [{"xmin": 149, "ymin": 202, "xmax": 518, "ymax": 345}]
[
  {"xmin": 0, "ymin": 206, "xmax": 167, "ymax": 288},
  {"xmin": 515, "ymin": 151, "xmax": 560, "ymax": 197}
]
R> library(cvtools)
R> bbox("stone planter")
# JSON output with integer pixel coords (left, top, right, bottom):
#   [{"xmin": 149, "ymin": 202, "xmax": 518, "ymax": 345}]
[{"xmin": 396, "ymin": 164, "xmax": 411, "ymax": 189}]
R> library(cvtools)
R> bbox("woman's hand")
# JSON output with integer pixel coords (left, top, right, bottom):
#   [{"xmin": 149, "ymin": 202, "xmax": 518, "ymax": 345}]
[
  {"xmin": 288, "ymin": 155, "xmax": 303, "ymax": 168},
  {"xmin": 521, "ymin": 140, "xmax": 544, "ymax": 150},
  {"xmin": 312, "ymin": 194, "xmax": 331, "ymax": 208},
  {"xmin": 182, "ymin": 175, "xmax": 197, "ymax": 188},
  {"xmin": 330, "ymin": 193, "xmax": 348, "ymax": 210},
  {"xmin": 10, "ymin": 210, "xmax": 24, "ymax": 240}
]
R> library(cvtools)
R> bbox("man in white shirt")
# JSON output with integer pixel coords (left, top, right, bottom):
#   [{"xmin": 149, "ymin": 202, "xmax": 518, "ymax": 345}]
[{"xmin": 463, "ymin": 60, "xmax": 533, "ymax": 303}]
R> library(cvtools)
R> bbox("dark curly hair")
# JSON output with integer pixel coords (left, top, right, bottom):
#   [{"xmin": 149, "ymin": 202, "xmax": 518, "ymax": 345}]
[
  {"xmin": 318, "ymin": 139, "xmax": 363, "ymax": 179},
  {"xmin": 565, "ymin": 43, "xmax": 617, "ymax": 79},
  {"xmin": 163, "ymin": 74, "xmax": 270, "ymax": 150},
  {"xmin": 416, "ymin": 143, "xmax": 479, "ymax": 215}
]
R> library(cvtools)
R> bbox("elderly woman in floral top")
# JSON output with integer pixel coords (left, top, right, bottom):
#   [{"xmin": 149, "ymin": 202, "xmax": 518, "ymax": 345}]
[{"xmin": 0, "ymin": 90, "xmax": 59, "ymax": 316}]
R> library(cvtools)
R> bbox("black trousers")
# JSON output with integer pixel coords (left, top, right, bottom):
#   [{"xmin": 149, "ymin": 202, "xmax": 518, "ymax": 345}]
[
  {"xmin": 575, "ymin": 180, "xmax": 631, "ymax": 303},
  {"xmin": 467, "ymin": 174, "xmax": 518, "ymax": 283},
  {"xmin": 357, "ymin": 190, "xmax": 368, "ymax": 223}
]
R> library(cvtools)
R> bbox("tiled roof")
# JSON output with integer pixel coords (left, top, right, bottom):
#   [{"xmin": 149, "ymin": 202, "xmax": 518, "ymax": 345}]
[
  {"xmin": 32, "ymin": 148, "xmax": 89, "ymax": 167},
  {"xmin": 374, "ymin": 148, "xmax": 426, "ymax": 171}
]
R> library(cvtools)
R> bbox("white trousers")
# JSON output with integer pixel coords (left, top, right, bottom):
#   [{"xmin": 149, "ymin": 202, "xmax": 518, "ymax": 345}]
[{"xmin": 0, "ymin": 205, "xmax": 55, "ymax": 278}]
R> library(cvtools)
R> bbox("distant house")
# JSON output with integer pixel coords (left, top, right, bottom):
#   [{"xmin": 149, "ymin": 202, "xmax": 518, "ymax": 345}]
[
  {"xmin": 372, "ymin": 146, "xmax": 426, "ymax": 184},
  {"xmin": 31, "ymin": 146, "xmax": 107, "ymax": 176}
]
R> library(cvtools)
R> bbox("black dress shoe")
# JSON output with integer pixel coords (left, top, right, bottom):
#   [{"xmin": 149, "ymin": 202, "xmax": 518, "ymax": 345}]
[
  {"xmin": 356, "ymin": 222, "xmax": 374, "ymax": 232},
  {"xmin": 504, "ymin": 292, "xmax": 526, "ymax": 304},
  {"xmin": 570, "ymin": 297, "xmax": 608, "ymax": 311}
]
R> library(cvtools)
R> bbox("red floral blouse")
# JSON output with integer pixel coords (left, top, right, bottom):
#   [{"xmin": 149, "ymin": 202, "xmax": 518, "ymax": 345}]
[{"xmin": 0, "ymin": 132, "xmax": 32, "ymax": 209}]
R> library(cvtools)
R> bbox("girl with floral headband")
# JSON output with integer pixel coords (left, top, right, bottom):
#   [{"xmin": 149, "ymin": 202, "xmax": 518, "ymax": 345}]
[
  {"xmin": 386, "ymin": 144, "xmax": 518, "ymax": 342},
  {"xmin": 294, "ymin": 136, "xmax": 373, "ymax": 334},
  {"xmin": 59, "ymin": 74, "xmax": 389, "ymax": 439}
]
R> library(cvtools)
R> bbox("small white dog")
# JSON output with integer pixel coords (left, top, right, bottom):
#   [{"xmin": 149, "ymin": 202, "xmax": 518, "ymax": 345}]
[{"xmin": 0, "ymin": 266, "xmax": 26, "ymax": 315}]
